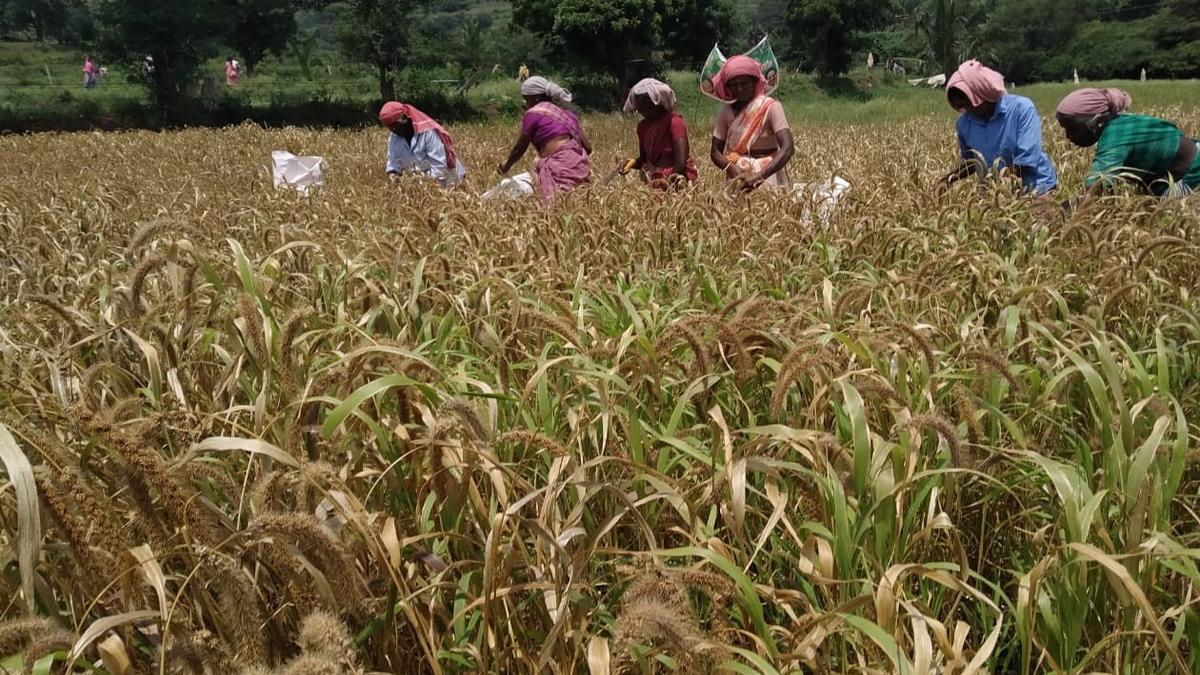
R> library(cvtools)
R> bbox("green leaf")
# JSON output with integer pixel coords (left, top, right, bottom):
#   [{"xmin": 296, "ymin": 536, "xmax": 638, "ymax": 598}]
[
  {"xmin": 719, "ymin": 646, "xmax": 783, "ymax": 675},
  {"xmin": 840, "ymin": 613, "xmax": 913, "ymax": 674},
  {"xmin": 1166, "ymin": 399, "xmax": 1189, "ymax": 503},
  {"xmin": 840, "ymin": 381, "xmax": 870, "ymax": 496},
  {"xmin": 408, "ymin": 257, "xmax": 427, "ymax": 320},
  {"xmin": 1125, "ymin": 415, "xmax": 1170, "ymax": 503},
  {"xmin": 654, "ymin": 547, "xmax": 778, "ymax": 657},
  {"xmin": 228, "ymin": 238, "xmax": 258, "ymax": 297},
  {"xmin": 0, "ymin": 423, "xmax": 40, "ymax": 614},
  {"xmin": 1154, "ymin": 328, "xmax": 1170, "ymax": 396},
  {"xmin": 321, "ymin": 373, "xmax": 430, "ymax": 438},
  {"xmin": 1090, "ymin": 334, "xmax": 1133, "ymax": 455}
]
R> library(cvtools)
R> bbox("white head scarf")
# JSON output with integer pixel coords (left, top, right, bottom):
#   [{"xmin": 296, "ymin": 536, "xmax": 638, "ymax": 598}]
[
  {"xmin": 520, "ymin": 76, "xmax": 572, "ymax": 105},
  {"xmin": 623, "ymin": 78, "xmax": 676, "ymax": 113}
]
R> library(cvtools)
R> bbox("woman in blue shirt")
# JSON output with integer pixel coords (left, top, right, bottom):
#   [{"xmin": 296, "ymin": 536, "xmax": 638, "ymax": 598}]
[
  {"xmin": 936, "ymin": 60, "xmax": 1057, "ymax": 195},
  {"xmin": 379, "ymin": 102, "xmax": 466, "ymax": 188}
]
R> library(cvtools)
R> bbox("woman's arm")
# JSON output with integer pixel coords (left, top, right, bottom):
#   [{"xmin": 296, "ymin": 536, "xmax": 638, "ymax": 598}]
[
  {"xmin": 579, "ymin": 129, "xmax": 593, "ymax": 155},
  {"xmin": 631, "ymin": 147, "xmax": 646, "ymax": 171},
  {"xmin": 672, "ymin": 133, "xmax": 690, "ymax": 177},
  {"xmin": 710, "ymin": 137, "xmax": 729, "ymax": 171},
  {"xmin": 938, "ymin": 161, "xmax": 978, "ymax": 190},
  {"xmin": 498, "ymin": 133, "xmax": 532, "ymax": 174},
  {"xmin": 386, "ymin": 134, "xmax": 405, "ymax": 176}
]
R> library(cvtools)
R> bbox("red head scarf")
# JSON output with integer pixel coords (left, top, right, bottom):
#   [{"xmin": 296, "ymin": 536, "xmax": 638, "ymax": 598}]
[
  {"xmin": 946, "ymin": 60, "xmax": 1006, "ymax": 108},
  {"xmin": 713, "ymin": 56, "xmax": 767, "ymax": 102},
  {"xmin": 378, "ymin": 102, "xmax": 457, "ymax": 169}
]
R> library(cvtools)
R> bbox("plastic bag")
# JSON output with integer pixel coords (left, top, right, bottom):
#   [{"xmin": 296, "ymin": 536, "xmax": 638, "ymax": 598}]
[
  {"xmin": 791, "ymin": 176, "xmax": 851, "ymax": 225},
  {"xmin": 271, "ymin": 150, "xmax": 324, "ymax": 195},
  {"xmin": 482, "ymin": 172, "xmax": 535, "ymax": 200},
  {"xmin": 700, "ymin": 35, "xmax": 781, "ymax": 102}
]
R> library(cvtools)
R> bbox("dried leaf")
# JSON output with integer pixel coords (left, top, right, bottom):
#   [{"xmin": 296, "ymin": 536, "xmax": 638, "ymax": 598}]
[{"xmin": 0, "ymin": 423, "xmax": 40, "ymax": 614}]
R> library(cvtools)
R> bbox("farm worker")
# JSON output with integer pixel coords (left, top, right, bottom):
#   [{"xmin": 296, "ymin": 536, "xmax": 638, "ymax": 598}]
[
  {"xmin": 82, "ymin": 55, "xmax": 97, "ymax": 89},
  {"xmin": 1055, "ymin": 88, "xmax": 1198, "ymax": 198},
  {"xmin": 225, "ymin": 56, "xmax": 241, "ymax": 86},
  {"xmin": 141, "ymin": 55, "xmax": 155, "ymax": 83},
  {"xmin": 518, "ymin": 63, "xmax": 530, "ymax": 82},
  {"xmin": 619, "ymin": 78, "xmax": 697, "ymax": 189},
  {"xmin": 937, "ymin": 60, "xmax": 1057, "ymax": 195},
  {"xmin": 497, "ymin": 76, "xmax": 593, "ymax": 205},
  {"xmin": 379, "ymin": 102, "xmax": 466, "ymax": 188},
  {"xmin": 709, "ymin": 55, "xmax": 795, "ymax": 192}
]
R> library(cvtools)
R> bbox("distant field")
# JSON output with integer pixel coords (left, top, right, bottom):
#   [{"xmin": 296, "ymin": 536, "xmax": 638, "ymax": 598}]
[{"xmin": 2, "ymin": 40, "xmax": 1199, "ymax": 130}]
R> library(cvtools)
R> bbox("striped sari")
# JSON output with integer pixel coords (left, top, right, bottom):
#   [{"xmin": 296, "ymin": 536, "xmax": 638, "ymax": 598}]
[{"xmin": 722, "ymin": 96, "xmax": 788, "ymax": 190}]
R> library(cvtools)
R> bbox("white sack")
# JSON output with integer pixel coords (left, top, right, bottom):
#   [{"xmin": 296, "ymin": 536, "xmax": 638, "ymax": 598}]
[
  {"xmin": 482, "ymin": 172, "xmax": 535, "ymax": 200},
  {"xmin": 271, "ymin": 150, "xmax": 324, "ymax": 195}
]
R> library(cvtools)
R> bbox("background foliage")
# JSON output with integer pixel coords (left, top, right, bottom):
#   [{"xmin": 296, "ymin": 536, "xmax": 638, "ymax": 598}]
[{"xmin": 0, "ymin": 0, "xmax": 1197, "ymax": 123}]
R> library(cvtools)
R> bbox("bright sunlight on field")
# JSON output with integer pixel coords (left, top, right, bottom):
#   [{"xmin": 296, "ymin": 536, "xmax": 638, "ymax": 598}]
[{"xmin": 2, "ymin": 107, "xmax": 1200, "ymax": 673}]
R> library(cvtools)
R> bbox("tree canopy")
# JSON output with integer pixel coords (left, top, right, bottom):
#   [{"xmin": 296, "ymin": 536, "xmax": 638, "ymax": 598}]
[
  {"xmin": 786, "ymin": 0, "xmax": 896, "ymax": 78},
  {"xmin": 335, "ymin": 0, "xmax": 420, "ymax": 101},
  {"xmin": 228, "ymin": 0, "xmax": 297, "ymax": 75},
  {"xmin": 7, "ymin": 0, "xmax": 1199, "ymax": 121},
  {"xmin": 511, "ymin": 0, "xmax": 739, "ymax": 86},
  {"xmin": 96, "ymin": 0, "xmax": 233, "ymax": 114}
]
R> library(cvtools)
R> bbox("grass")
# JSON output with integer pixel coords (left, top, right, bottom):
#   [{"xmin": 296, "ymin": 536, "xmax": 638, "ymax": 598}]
[{"xmin": 1, "ymin": 102, "xmax": 1200, "ymax": 673}]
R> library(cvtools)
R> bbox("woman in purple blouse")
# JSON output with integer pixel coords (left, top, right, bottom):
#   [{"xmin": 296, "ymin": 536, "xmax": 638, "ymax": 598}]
[{"xmin": 497, "ymin": 76, "xmax": 593, "ymax": 204}]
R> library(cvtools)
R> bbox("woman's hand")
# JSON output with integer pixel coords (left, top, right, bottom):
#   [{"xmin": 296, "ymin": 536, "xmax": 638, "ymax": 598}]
[
  {"xmin": 741, "ymin": 174, "xmax": 765, "ymax": 192},
  {"xmin": 1032, "ymin": 199, "xmax": 1066, "ymax": 222},
  {"xmin": 726, "ymin": 159, "xmax": 752, "ymax": 181},
  {"xmin": 934, "ymin": 175, "xmax": 951, "ymax": 198},
  {"xmin": 496, "ymin": 162, "xmax": 509, "ymax": 176}
]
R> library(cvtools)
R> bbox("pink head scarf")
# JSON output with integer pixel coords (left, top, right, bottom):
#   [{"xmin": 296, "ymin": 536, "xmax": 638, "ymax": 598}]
[
  {"xmin": 378, "ymin": 102, "xmax": 457, "ymax": 169},
  {"xmin": 713, "ymin": 56, "xmax": 766, "ymax": 102},
  {"xmin": 623, "ymin": 78, "xmax": 677, "ymax": 113},
  {"xmin": 1055, "ymin": 88, "xmax": 1132, "ymax": 119},
  {"xmin": 946, "ymin": 60, "xmax": 1006, "ymax": 107}
]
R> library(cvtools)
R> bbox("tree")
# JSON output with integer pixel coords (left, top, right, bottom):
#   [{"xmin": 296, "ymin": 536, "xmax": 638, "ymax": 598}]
[
  {"xmin": 288, "ymin": 27, "xmax": 322, "ymax": 81},
  {"xmin": 483, "ymin": 21, "xmax": 548, "ymax": 74},
  {"xmin": 1061, "ymin": 20, "xmax": 1155, "ymax": 79},
  {"xmin": 1152, "ymin": 0, "xmax": 1200, "ymax": 77},
  {"xmin": 96, "ymin": 0, "xmax": 232, "ymax": 116},
  {"xmin": 659, "ymin": 0, "xmax": 739, "ymax": 63},
  {"xmin": 228, "ymin": 0, "xmax": 297, "ymax": 76},
  {"xmin": 1, "ymin": 0, "xmax": 94, "ymax": 43},
  {"xmin": 335, "ymin": 0, "xmax": 421, "ymax": 101},
  {"xmin": 786, "ymin": 0, "xmax": 896, "ymax": 78},
  {"xmin": 550, "ymin": 0, "xmax": 662, "ymax": 86},
  {"xmin": 913, "ymin": 0, "xmax": 987, "ymax": 79},
  {"xmin": 981, "ymin": 0, "xmax": 1096, "ymax": 82},
  {"xmin": 512, "ymin": 0, "xmax": 736, "ymax": 87},
  {"xmin": 59, "ymin": 0, "xmax": 94, "ymax": 44},
  {"xmin": 744, "ymin": 0, "xmax": 795, "ymax": 59},
  {"xmin": 511, "ymin": 0, "xmax": 560, "ymax": 37}
]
